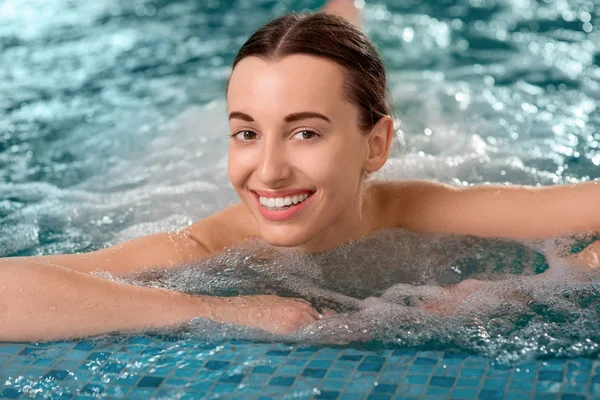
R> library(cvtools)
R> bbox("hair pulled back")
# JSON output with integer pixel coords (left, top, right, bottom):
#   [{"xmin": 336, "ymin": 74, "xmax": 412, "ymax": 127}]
[{"xmin": 231, "ymin": 12, "xmax": 389, "ymax": 131}]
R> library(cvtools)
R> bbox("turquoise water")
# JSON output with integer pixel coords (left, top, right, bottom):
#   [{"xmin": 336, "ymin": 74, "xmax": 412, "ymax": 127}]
[{"xmin": 1, "ymin": 0, "xmax": 600, "ymax": 398}]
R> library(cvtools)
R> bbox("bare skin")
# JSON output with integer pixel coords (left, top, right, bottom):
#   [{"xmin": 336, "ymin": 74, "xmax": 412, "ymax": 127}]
[{"xmin": 0, "ymin": 0, "xmax": 599, "ymax": 342}]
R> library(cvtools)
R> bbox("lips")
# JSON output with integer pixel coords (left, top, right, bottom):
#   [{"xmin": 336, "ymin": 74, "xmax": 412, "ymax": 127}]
[{"xmin": 251, "ymin": 190, "xmax": 315, "ymax": 221}]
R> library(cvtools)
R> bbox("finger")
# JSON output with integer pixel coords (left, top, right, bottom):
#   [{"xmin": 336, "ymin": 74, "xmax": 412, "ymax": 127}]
[
  {"xmin": 320, "ymin": 308, "xmax": 336, "ymax": 318},
  {"xmin": 292, "ymin": 298, "xmax": 313, "ymax": 307}
]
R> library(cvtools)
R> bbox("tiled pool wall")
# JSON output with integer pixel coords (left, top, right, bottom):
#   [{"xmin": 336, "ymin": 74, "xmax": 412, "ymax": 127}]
[{"xmin": 1, "ymin": 338, "xmax": 599, "ymax": 399}]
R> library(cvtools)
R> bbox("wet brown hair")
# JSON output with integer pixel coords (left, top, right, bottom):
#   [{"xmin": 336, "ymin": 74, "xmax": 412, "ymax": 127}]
[{"xmin": 229, "ymin": 12, "xmax": 390, "ymax": 132}]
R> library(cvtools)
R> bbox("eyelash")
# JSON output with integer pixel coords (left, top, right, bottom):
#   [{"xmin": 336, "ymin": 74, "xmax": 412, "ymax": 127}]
[{"xmin": 229, "ymin": 129, "xmax": 321, "ymax": 142}]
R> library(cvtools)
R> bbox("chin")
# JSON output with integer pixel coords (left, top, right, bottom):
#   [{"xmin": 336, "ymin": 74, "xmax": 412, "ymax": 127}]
[{"xmin": 259, "ymin": 228, "xmax": 313, "ymax": 250}]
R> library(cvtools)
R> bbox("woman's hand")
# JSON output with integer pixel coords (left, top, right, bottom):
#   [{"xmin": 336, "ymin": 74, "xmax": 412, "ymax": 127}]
[
  {"xmin": 572, "ymin": 240, "xmax": 600, "ymax": 269},
  {"xmin": 203, "ymin": 295, "xmax": 325, "ymax": 334}
]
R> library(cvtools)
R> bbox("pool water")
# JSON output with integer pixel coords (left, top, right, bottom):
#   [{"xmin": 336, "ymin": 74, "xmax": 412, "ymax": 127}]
[{"xmin": 1, "ymin": 0, "xmax": 600, "ymax": 398}]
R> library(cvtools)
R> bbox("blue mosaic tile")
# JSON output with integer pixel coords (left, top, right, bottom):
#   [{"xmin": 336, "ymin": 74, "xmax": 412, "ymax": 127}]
[
  {"xmin": 285, "ymin": 358, "xmax": 308, "ymax": 367},
  {"xmin": 443, "ymin": 352, "xmax": 469, "ymax": 360},
  {"xmin": 408, "ymin": 365, "xmax": 434, "ymax": 374},
  {"xmin": 404, "ymin": 375, "xmax": 428, "ymax": 384},
  {"xmin": 188, "ymin": 380, "xmax": 214, "ymax": 391},
  {"xmin": 213, "ymin": 383, "xmax": 239, "ymax": 393},
  {"xmin": 321, "ymin": 380, "xmax": 346, "ymax": 391},
  {"xmin": 219, "ymin": 373, "xmax": 244, "ymax": 384},
  {"xmin": 327, "ymin": 369, "xmax": 352, "ymax": 380},
  {"xmin": 434, "ymin": 366, "xmax": 459, "ymax": 376},
  {"xmin": 510, "ymin": 379, "xmax": 534, "ymax": 391},
  {"xmin": 73, "ymin": 341, "xmax": 96, "ymax": 351},
  {"xmin": 453, "ymin": 388, "xmax": 478, "ymax": 398},
  {"xmin": 278, "ymin": 365, "xmax": 304, "ymax": 375},
  {"xmin": 562, "ymin": 394, "xmax": 588, "ymax": 400},
  {"xmin": 43, "ymin": 369, "xmax": 69, "ymax": 380},
  {"xmin": 373, "ymin": 383, "xmax": 397, "ymax": 393},
  {"xmin": 536, "ymin": 381, "xmax": 562, "ymax": 393},
  {"xmin": 86, "ymin": 351, "xmax": 111, "ymax": 362},
  {"xmin": 539, "ymin": 370, "xmax": 563, "ymax": 381},
  {"xmin": 340, "ymin": 355, "xmax": 362, "ymax": 362},
  {"xmin": 173, "ymin": 368, "xmax": 197, "ymax": 377},
  {"xmin": 426, "ymin": 386, "xmax": 452, "ymax": 396},
  {"xmin": 414, "ymin": 357, "xmax": 437, "ymax": 366},
  {"xmin": 506, "ymin": 392, "xmax": 531, "ymax": 400},
  {"xmin": 403, "ymin": 384, "xmax": 425, "ymax": 396},
  {"xmin": 358, "ymin": 362, "xmax": 383, "ymax": 372},
  {"xmin": 341, "ymin": 394, "xmax": 368, "ymax": 400},
  {"xmin": 303, "ymin": 368, "xmax": 327, "ymax": 379},
  {"xmin": 266, "ymin": 349, "xmax": 292, "ymax": 357},
  {"xmin": 205, "ymin": 360, "xmax": 230, "ymax": 370},
  {"xmin": 0, "ymin": 388, "xmax": 20, "ymax": 399},
  {"xmin": 366, "ymin": 394, "xmax": 390, "ymax": 400},
  {"xmin": 137, "ymin": 376, "xmax": 165, "ymax": 388},
  {"xmin": 163, "ymin": 378, "xmax": 187, "ymax": 387},
  {"xmin": 534, "ymin": 395, "xmax": 560, "ymax": 400},
  {"xmin": 392, "ymin": 349, "xmax": 417, "ymax": 356},
  {"xmin": 269, "ymin": 376, "xmax": 295, "ymax": 387},
  {"xmin": 80, "ymin": 383, "xmax": 104, "ymax": 395},
  {"xmin": 457, "ymin": 377, "xmax": 481, "ymax": 387},
  {"xmin": 318, "ymin": 390, "xmax": 341, "ymax": 399},
  {"xmin": 2, "ymin": 335, "xmax": 599, "ymax": 399},
  {"xmin": 483, "ymin": 379, "xmax": 508, "ymax": 390},
  {"xmin": 479, "ymin": 388, "xmax": 505, "ymax": 399},
  {"xmin": 253, "ymin": 365, "xmax": 276, "ymax": 374},
  {"xmin": 566, "ymin": 371, "xmax": 590, "ymax": 383},
  {"xmin": 0, "ymin": 345, "xmax": 23, "ymax": 355}
]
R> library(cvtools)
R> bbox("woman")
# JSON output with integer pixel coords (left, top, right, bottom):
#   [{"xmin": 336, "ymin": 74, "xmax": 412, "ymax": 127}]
[{"xmin": 0, "ymin": 0, "xmax": 598, "ymax": 342}]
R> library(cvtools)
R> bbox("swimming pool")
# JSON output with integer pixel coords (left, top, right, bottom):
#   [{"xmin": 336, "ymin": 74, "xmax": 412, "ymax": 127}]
[{"xmin": 1, "ymin": 0, "xmax": 599, "ymax": 398}]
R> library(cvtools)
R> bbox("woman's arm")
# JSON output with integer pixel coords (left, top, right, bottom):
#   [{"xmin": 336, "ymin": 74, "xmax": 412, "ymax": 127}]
[
  {"xmin": 383, "ymin": 180, "xmax": 600, "ymax": 239},
  {"xmin": 1, "ymin": 203, "xmax": 257, "ymax": 276},
  {"xmin": 0, "ymin": 261, "xmax": 320, "ymax": 342},
  {"xmin": 322, "ymin": 0, "xmax": 361, "ymax": 26}
]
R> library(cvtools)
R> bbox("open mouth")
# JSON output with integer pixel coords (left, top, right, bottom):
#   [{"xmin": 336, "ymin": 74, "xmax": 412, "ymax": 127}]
[{"xmin": 252, "ymin": 191, "xmax": 316, "ymax": 213}]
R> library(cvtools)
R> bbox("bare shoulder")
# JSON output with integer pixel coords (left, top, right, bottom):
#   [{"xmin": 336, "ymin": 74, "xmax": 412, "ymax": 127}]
[
  {"xmin": 365, "ymin": 179, "xmax": 464, "ymax": 233},
  {"xmin": 182, "ymin": 202, "xmax": 259, "ymax": 254}
]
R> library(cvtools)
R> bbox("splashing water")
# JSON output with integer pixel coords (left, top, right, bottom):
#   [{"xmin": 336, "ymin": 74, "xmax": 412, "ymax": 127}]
[{"xmin": 98, "ymin": 228, "xmax": 600, "ymax": 365}]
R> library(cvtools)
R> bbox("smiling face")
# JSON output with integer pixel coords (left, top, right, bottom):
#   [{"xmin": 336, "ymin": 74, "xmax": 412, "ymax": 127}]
[{"xmin": 226, "ymin": 54, "xmax": 381, "ymax": 252}]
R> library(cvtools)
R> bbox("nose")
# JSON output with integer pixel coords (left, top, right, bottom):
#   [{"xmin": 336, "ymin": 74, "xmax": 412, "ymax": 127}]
[{"xmin": 256, "ymin": 138, "xmax": 292, "ymax": 187}]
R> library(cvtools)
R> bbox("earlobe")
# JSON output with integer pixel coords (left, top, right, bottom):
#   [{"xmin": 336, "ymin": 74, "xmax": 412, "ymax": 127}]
[{"xmin": 363, "ymin": 116, "xmax": 394, "ymax": 173}]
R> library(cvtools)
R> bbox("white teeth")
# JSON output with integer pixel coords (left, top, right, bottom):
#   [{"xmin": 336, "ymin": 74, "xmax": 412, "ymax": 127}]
[{"xmin": 259, "ymin": 193, "xmax": 311, "ymax": 209}]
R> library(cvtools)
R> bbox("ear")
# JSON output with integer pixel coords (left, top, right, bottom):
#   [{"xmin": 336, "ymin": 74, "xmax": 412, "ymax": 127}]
[{"xmin": 363, "ymin": 115, "xmax": 394, "ymax": 173}]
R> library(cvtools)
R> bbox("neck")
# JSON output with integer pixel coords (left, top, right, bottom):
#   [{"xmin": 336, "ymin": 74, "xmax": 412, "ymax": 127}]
[{"xmin": 291, "ymin": 181, "xmax": 376, "ymax": 254}]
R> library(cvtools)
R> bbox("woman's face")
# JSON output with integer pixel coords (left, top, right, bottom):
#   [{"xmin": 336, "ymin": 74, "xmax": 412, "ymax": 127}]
[{"xmin": 226, "ymin": 54, "xmax": 372, "ymax": 252}]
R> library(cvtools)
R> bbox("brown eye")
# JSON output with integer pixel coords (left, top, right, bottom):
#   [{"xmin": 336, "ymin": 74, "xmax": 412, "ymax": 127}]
[
  {"xmin": 231, "ymin": 130, "xmax": 258, "ymax": 141},
  {"xmin": 243, "ymin": 131, "xmax": 257, "ymax": 140},
  {"xmin": 293, "ymin": 130, "xmax": 319, "ymax": 140}
]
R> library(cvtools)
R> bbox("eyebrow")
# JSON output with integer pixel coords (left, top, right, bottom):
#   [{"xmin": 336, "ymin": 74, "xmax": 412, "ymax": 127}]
[{"xmin": 228, "ymin": 111, "xmax": 331, "ymax": 123}]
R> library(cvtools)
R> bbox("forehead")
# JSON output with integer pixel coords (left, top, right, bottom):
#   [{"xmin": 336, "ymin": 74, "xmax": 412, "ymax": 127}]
[{"xmin": 227, "ymin": 54, "xmax": 349, "ymax": 116}]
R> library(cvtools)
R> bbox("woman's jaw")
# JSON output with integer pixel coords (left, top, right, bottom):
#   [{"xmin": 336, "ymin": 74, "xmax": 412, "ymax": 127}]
[{"xmin": 239, "ymin": 185, "xmax": 368, "ymax": 253}]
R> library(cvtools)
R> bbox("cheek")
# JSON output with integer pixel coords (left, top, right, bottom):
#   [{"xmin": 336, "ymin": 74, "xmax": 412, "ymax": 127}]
[
  {"xmin": 227, "ymin": 146, "xmax": 255, "ymax": 186},
  {"xmin": 302, "ymin": 142, "xmax": 364, "ymax": 191}
]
